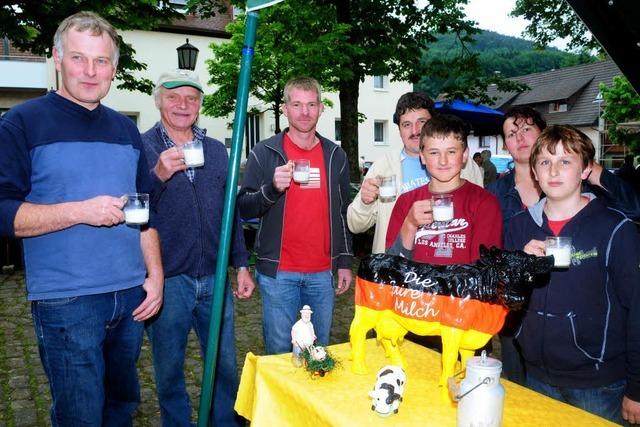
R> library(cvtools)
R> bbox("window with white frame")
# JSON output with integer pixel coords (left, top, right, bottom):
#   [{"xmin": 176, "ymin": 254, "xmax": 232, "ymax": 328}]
[
  {"xmin": 549, "ymin": 102, "xmax": 568, "ymax": 113},
  {"xmin": 334, "ymin": 119, "xmax": 341, "ymax": 142},
  {"xmin": 374, "ymin": 120, "xmax": 387, "ymax": 145},
  {"xmin": 373, "ymin": 75, "xmax": 387, "ymax": 90}
]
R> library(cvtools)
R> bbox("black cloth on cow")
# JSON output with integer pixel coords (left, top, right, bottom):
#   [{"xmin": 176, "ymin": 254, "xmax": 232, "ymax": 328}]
[{"xmin": 357, "ymin": 246, "xmax": 553, "ymax": 311}]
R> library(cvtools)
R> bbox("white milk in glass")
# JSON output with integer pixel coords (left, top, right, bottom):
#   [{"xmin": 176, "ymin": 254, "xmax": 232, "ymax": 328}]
[
  {"xmin": 124, "ymin": 208, "xmax": 149, "ymax": 225},
  {"xmin": 183, "ymin": 143, "xmax": 204, "ymax": 167},
  {"xmin": 293, "ymin": 171, "xmax": 309, "ymax": 183},
  {"xmin": 546, "ymin": 246, "xmax": 571, "ymax": 267},
  {"xmin": 433, "ymin": 204, "xmax": 454, "ymax": 222}
]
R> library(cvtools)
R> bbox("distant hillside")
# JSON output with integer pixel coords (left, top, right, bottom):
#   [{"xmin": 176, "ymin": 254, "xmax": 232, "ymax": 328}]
[{"xmin": 416, "ymin": 30, "xmax": 596, "ymax": 98}]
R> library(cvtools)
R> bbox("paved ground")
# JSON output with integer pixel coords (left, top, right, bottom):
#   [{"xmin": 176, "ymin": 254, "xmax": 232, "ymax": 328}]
[{"xmin": 0, "ymin": 266, "xmax": 358, "ymax": 426}]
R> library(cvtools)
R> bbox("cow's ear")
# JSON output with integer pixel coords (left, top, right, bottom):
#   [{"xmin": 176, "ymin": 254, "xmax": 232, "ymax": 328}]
[
  {"xmin": 479, "ymin": 245, "xmax": 490, "ymax": 263},
  {"xmin": 368, "ymin": 391, "xmax": 376, "ymax": 399}
]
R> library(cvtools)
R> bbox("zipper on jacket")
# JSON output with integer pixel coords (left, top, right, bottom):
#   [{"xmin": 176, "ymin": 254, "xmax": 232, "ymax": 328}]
[
  {"xmin": 266, "ymin": 144, "xmax": 288, "ymax": 267},
  {"xmin": 327, "ymin": 145, "xmax": 338, "ymax": 270},
  {"xmin": 191, "ymin": 176, "xmax": 205, "ymax": 278}
]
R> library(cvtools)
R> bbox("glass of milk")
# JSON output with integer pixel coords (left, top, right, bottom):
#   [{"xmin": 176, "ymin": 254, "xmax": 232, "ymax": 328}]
[
  {"xmin": 432, "ymin": 193, "xmax": 454, "ymax": 222},
  {"xmin": 182, "ymin": 140, "xmax": 205, "ymax": 168},
  {"xmin": 378, "ymin": 175, "xmax": 397, "ymax": 203},
  {"xmin": 123, "ymin": 193, "xmax": 149, "ymax": 225},
  {"xmin": 293, "ymin": 159, "xmax": 310, "ymax": 184},
  {"xmin": 545, "ymin": 236, "xmax": 572, "ymax": 268}
]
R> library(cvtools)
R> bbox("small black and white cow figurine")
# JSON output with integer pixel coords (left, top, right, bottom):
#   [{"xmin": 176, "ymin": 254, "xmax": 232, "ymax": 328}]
[{"xmin": 369, "ymin": 365, "xmax": 406, "ymax": 416}]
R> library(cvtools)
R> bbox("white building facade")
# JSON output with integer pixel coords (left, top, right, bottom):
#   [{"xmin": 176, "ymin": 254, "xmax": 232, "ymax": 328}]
[{"xmin": 3, "ymin": 23, "xmax": 413, "ymax": 165}]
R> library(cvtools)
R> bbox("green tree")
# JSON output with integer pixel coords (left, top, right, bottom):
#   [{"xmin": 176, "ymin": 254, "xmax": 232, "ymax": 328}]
[
  {"xmin": 208, "ymin": 0, "xmax": 520, "ymax": 181},
  {"xmin": 328, "ymin": 0, "xmax": 527, "ymax": 181},
  {"xmin": 0, "ymin": 1, "xmax": 208, "ymax": 93},
  {"xmin": 415, "ymin": 28, "xmax": 594, "ymax": 99},
  {"xmin": 203, "ymin": 1, "xmax": 351, "ymax": 134},
  {"xmin": 600, "ymin": 76, "xmax": 640, "ymax": 153},
  {"xmin": 512, "ymin": 0, "xmax": 640, "ymax": 153},
  {"xmin": 201, "ymin": 0, "xmax": 524, "ymax": 180},
  {"xmin": 511, "ymin": 0, "xmax": 602, "ymax": 52}
]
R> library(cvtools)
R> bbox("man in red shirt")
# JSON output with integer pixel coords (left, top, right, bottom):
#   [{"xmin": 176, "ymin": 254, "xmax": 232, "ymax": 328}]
[
  {"xmin": 386, "ymin": 114, "xmax": 502, "ymax": 264},
  {"xmin": 237, "ymin": 77, "xmax": 353, "ymax": 355}
]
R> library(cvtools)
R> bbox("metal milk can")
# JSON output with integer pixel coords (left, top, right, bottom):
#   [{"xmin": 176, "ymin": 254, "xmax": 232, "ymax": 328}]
[{"xmin": 456, "ymin": 351, "xmax": 505, "ymax": 427}]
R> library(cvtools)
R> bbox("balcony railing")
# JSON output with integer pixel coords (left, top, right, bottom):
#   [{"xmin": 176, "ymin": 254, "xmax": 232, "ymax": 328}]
[
  {"xmin": 0, "ymin": 56, "xmax": 48, "ymax": 89},
  {"xmin": 1, "ymin": 54, "xmax": 46, "ymax": 62}
]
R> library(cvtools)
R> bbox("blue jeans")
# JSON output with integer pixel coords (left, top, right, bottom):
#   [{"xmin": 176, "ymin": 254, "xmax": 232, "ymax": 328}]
[
  {"xmin": 256, "ymin": 270, "xmax": 334, "ymax": 355},
  {"xmin": 526, "ymin": 374, "xmax": 626, "ymax": 424},
  {"xmin": 146, "ymin": 274, "xmax": 242, "ymax": 427},
  {"xmin": 31, "ymin": 285, "xmax": 145, "ymax": 427}
]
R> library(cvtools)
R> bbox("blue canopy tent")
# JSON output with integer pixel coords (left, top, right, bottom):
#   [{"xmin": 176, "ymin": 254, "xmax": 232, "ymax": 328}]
[{"xmin": 434, "ymin": 100, "xmax": 504, "ymax": 136}]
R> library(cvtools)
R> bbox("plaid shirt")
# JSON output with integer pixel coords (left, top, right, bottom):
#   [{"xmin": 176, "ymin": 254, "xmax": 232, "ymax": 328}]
[{"xmin": 159, "ymin": 123, "xmax": 207, "ymax": 182}]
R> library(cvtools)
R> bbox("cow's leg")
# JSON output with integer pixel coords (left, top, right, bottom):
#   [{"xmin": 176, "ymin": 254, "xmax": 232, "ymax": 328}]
[
  {"xmin": 458, "ymin": 348, "xmax": 475, "ymax": 376},
  {"xmin": 350, "ymin": 306, "xmax": 374, "ymax": 374},
  {"xmin": 379, "ymin": 337, "xmax": 406, "ymax": 368},
  {"xmin": 459, "ymin": 330, "xmax": 493, "ymax": 374},
  {"xmin": 439, "ymin": 325, "xmax": 465, "ymax": 403}
]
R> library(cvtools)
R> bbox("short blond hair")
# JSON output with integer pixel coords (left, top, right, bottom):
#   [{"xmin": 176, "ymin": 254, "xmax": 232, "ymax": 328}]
[
  {"xmin": 283, "ymin": 76, "xmax": 322, "ymax": 103},
  {"xmin": 53, "ymin": 11, "xmax": 120, "ymax": 66}
]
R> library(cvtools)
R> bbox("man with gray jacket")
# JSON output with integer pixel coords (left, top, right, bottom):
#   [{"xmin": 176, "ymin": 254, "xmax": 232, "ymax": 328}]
[{"xmin": 237, "ymin": 76, "xmax": 353, "ymax": 355}]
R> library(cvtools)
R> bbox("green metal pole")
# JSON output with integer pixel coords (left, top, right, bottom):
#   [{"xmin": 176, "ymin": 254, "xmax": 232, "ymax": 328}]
[{"xmin": 197, "ymin": 11, "xmax": 259, "ymax": 427}]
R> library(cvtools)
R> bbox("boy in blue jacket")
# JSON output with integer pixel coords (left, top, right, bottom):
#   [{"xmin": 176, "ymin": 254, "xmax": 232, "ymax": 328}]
[{"xmin": 505, "ymin": 125, "xmax": 640, "ymax": 424}]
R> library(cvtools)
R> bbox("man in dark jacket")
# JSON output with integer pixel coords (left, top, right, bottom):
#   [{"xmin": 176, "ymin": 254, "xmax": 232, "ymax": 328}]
[
  {"xmin": 237, "ymin": 76, "xmax": 353, "ymax": 355},
  {"xmin": 142, "ymin": 69, "xmax": 254, "ymax": 427}
]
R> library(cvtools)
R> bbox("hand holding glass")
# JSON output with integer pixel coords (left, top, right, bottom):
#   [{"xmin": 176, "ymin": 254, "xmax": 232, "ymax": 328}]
[
  {"xmin": 182, "ymin": 140, "xmax": 204, "ymax": 168},
  {"xmin": 378, "ymin": 175, "xmax": 397, "ymax": 203},
  {"xmin": 123, "ymin": 193, "xmax": 149, "ymax": 225},
  {"xmin": 545, "ymin": 236, "xmax": 572, "ymax": 268},
  {"xmin": 293, "ymin": 159, "xmax": 310, "ymax": 183},
  {"xmin": 432, "ymin": 194, "xmax": 454, "ymax": 222}
]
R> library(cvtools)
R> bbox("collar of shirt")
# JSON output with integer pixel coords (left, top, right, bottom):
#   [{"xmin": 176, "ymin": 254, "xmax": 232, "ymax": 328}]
[{"xmin": 159, "ymin": 122, "xmax": 207, "ymax": 149}]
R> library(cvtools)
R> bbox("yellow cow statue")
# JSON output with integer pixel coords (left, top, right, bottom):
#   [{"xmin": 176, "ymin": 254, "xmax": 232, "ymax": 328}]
[{"xmin": 349, "ymin": 247, "xmax": 553, "ymax": 401}]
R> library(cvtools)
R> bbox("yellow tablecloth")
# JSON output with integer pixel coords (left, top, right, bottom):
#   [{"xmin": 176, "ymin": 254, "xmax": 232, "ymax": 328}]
[{"xmin": 236, "ymin": 339, "xmax": 614, "ymax": 426}]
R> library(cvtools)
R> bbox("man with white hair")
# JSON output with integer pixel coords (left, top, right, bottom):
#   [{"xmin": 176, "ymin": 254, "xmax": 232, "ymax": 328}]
[
  {"xmin": 0, "ymin": 11, "xmax": 163, "ymax": 426},
  {"xmin": 142, "ymin": 69, "xmax": 255, "ymax": 426}
]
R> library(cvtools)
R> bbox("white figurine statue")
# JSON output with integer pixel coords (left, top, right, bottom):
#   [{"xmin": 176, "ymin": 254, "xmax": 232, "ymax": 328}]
[{"xmin": 291, "ymin": 305, "xmax": 316, "ymax": 366}]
